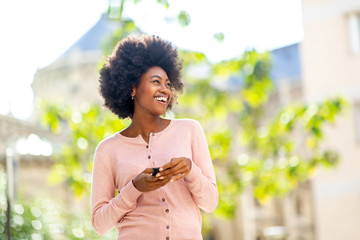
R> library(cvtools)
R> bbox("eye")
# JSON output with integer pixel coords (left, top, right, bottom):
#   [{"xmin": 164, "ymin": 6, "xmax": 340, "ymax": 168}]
[
  {"xmin": 152, "ymin": 80, "xmax": 160, "ymax": 84},
  {"xmin": 166, "ymin": 82, "xmax": 171, "ymax": 88}
]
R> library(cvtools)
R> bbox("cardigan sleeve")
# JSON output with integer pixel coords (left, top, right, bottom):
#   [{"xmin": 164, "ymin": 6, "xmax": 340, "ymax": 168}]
[
  {"xmin": 91, "ymin": 142, "xmax": 142, "ymax": 235},
  {"xmin": 184, "ymin": 120, "xmax": 219, "ymax": 213}
]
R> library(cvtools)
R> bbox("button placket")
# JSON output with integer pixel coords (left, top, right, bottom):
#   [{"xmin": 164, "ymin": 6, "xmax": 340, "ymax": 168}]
[
  {"xmin": 146, "ymin": 135, "xmax": 153, "ymax": 165},
  {"xmin": 147, "ymin": 132, "xmax": 158, "ymax": 166},
  {"xmin": 164, "ymin": 205, "xmax": 170, "ymax": 238},
  {"xmin": 160, "ymin": 190, "xmax": 170, "ymax": 239}
]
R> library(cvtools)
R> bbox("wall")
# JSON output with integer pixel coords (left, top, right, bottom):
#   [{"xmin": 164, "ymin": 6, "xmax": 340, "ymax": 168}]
[{"xmin": 301, "ymin": 0, "xmax": 360, "ymax": 239}]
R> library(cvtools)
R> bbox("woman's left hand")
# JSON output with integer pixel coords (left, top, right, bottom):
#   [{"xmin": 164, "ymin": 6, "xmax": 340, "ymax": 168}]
[{"xmin": 156, "ymin": 157, "xmax": 192, "ymax": 182}]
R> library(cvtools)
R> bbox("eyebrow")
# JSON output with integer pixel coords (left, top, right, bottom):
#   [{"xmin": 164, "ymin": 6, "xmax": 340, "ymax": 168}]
[{"xmin": 150, "ymin": 75, "xmax": 170, "ymax": 81}]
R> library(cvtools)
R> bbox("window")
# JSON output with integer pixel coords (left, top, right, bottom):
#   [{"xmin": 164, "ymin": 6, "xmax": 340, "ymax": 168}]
[
  {"xmin": 295, "ymin": 195, "xmax": 303, "ymax": 216},
  {"xmin": 355, "ymin": 103, "xmax": 360, "ymax": 143},
  {"xmin": 349, "ymin": 13, "xmax": 360, "ymax": 54}
]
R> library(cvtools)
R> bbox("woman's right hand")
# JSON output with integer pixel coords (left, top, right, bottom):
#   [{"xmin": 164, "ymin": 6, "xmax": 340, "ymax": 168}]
[{"xmin": 132, "ymin": 168, "xmax": 171, "ymax": 192}]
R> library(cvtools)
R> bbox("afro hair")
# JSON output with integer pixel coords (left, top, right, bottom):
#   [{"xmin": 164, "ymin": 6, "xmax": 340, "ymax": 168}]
[{"xmin": 99, "ymin": 35, "xmax": 183, "ymax": 119}]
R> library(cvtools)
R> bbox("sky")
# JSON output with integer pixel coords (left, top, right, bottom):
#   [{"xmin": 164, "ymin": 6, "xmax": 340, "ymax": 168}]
[{"xmin": 0, "ymin": 0, "xmax": 303, "ymax": 120}]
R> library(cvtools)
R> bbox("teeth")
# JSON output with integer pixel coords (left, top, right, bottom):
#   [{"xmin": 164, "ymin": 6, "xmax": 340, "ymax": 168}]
[{"xmin": 155, "ymin": 96, "xmax": 167, "ymax": 102}]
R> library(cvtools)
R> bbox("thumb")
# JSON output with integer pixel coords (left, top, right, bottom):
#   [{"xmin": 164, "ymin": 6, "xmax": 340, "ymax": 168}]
[{"xmin": 143, "ymin": 168, "xmax": 153, "ymax": 174}]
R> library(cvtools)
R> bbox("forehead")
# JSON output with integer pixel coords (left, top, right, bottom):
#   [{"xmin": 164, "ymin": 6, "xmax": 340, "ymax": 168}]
[{"xmin": 142, "ymin": 66, "xmax": 169, "ymax": 80}]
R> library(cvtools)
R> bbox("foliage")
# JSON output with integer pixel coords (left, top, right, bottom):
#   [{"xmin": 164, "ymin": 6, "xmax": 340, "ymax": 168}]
[
  {"xmin": 213, "ymin": 32, "xmax": 225, "ymax": 43},
  {"xmin": 0, "ymin": 166, "xmax": 118, "ymax": 239},
  {"xmin": 39, "ymin": 48, "xmax": 347, "ymax": 220},
  {"xmin": 177, "ymin": 50, "xmax": 347, "ymax": 217},
  {"xmin": 40, "ymin": 101, "xmax": 130, "ymax": 198},
  {"xmin": 37, "ymin": 0, "xmax": 348, "ymax": 222},
  {"xmin": 177, "ymin": 10, "xmax": 191, "ymax": 27},
  {"xmin": 0, "ymin": 183, "xmax": 52, "ymax": 239},
  {"xmin": 107, "ymin": 0, "xmax": 190, "ymax": 27},
  {"xmin": 100, "ymin": 19, "xmax": 140, "ymax": 58}
]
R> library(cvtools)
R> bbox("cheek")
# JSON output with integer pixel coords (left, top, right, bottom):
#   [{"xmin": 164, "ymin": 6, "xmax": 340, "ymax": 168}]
[
  {"xmin": 169, "ymin": 91, "xmax": 174, "ymax": 101},
  {"xmin": 168, "ymin": 93, "xmax": 174, "ymax": 106},
  {"xmin": 137, "ymin": 85, "xmax": 154, "ymax": 98}
]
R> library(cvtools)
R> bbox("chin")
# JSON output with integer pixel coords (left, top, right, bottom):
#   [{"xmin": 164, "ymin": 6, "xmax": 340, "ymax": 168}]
[
  {"xmin": 154, "ymin": 108, "xmax": 167, "ymax": 116},
  {"xmin": 156, "ymin": 110, "xmax": 167, "ymax": 116}
]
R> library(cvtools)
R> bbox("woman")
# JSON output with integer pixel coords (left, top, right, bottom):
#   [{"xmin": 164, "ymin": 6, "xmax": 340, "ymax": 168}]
[{"xmin": 91, "ymin": 35, "xmax": 218, "ymax": 240}]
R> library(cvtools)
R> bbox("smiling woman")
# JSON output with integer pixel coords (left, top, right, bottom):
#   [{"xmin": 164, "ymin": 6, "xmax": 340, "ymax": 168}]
[
  {"xmin": 131, "ymin": 66, "xmax": 173, "ymax": 117},
  {"xmin": 98, "ymin": 35, "xmax": 183, "ymax": 119},
  {"xmin": 91, "ymin": 35, "xmax": 218, "ymax": 240}
]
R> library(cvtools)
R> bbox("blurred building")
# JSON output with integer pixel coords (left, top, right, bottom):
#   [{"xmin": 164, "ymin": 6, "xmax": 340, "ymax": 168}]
[
  {"xmin": 28, "ymin": 14, "xmax": 313, "ymax": 240},
  {"xmin": 3, "ymin": 0, "xmax": 360, "ymax": 239},
  {"xmin": 0, "ymin": 114, "xmax": 69, "ymax": 208},
  {"xmin": 31, "ymin": 14, "xmax": 119, "ymax": 114},
  {"xmin": 0, "ymin": 14, "xmax": 119, "ymax": 220},
  {"xmin": 225, "ymin": 0, "xmax": 360, "ymax": 239},
  {"xmin": 300, "ymin": 0, "xmax": 360, "ymax": 239},
  {"xmin": 30, "ymin": 13, "xmax": 314, "ymax": 240},
  {"xmin": 213, "ymin": 44, "xmax": 314, "ymax": 240}
]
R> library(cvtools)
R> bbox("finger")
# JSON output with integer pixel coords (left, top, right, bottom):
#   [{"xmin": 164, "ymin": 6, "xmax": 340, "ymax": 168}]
[
  {"xmin": 169, "ymin": 158, "xmax": 191, "ymax": 172},
  {"xmin": 159, "ymin": 162, "xmax": 175, "ymax": 172},
  {"xmin": 158, "ymin": 163, "xmax": 187, "ymax": 179},
  {"xmin": 148, "ymin": 177, "xmax": 172, "ymax": 189},
  {"xmin": 159, "ymin": 158, "xmax": 182, "ymax": 173},
  {"xmin": 160, "ymin": 157, "xmax": 183, "ymax": 171},
  {"xmin": 158, "ymin": 177, "xmax": 172, "ymax": 186},
  {"xmin": 149, "ymin": 173, "xmax": 167, "ymax": 182},
  {"xmin": 148, "ymin": 176, "xmax": 160, "ymax": 182},
  {"xmin": 143, "ymin": 168, "xmax": 153, "ymax": 174},
  {"xmin": 170, "ymin": 173, "xmax": 187, "ymax": 182},
  {"xmin": 171, "ymin": 158, "xmax": 186, "ymax": 168},
  {"xmin": 157, "ymin": 164, "xmax": 180, "ymax": 178}
]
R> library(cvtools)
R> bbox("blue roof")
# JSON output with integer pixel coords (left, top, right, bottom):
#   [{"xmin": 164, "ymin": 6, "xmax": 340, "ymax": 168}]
[
  {"xmin": 58, "ymin": 14, "xmax": 301, "ymax": 86},
  {"xmin": 270, "ymin": 43, "xmax": 301, "ymax": 84},
  {"xmin": 61, "ymin": 14, "xmax": 119, "ymax": 57},
  {"xmin": 225, "ymin": 43, "xmax": 302, "ymax": 91}
]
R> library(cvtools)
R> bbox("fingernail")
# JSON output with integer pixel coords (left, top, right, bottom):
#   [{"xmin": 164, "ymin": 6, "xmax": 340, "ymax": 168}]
[
  {"xmin": 170, "ymin": 179, "xmax": 174, "ymax": 182},
  {"xmin": 156, "ymin": 173, "xmax": 161, "ymax": 177},
  {"xmin": 159, "ymin": 168, "xmax": 163, "ymax": 171},
  {"xmin": 159, "ymin": 177, "xmax": 164, "ymax": 180}
]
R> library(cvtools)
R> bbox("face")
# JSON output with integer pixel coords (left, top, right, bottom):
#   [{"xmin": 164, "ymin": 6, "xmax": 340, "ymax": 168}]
[{"xmin": 132, "ymin": 66, "xmax": 172, "ymax": 116}]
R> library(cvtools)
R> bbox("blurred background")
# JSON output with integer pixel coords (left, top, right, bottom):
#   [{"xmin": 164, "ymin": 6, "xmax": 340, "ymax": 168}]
[{"xmin": 0, "ymin": 0, "xmax": 359, "ymax": 239}]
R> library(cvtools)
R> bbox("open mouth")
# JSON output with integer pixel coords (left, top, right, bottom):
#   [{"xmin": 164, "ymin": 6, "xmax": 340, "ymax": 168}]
[{"xmin": 154, "ymin": 96, "xmax": 168, "ymax": 104}]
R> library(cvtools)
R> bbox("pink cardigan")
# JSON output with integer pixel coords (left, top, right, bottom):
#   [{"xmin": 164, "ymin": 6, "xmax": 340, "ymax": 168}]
[{"xmin": 91, "ymin": 119, "xmax": 218, "ymax": 240}]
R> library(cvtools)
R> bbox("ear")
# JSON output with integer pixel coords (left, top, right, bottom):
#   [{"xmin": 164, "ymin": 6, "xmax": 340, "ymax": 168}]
[{"xmin": 131, "ymin": 87, "xmax": 136, "ymax": 98}]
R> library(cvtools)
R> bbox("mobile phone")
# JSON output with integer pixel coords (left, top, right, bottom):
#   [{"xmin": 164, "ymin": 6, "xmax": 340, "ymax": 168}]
[{"xmin": 152, "ymin": 167, "xmax": 160, "ymax": 176}]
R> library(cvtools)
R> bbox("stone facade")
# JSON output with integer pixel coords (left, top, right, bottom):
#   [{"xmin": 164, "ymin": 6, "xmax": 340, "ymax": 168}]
[{"xmin": 301, "ymin": 0, "xmax": 360, "ymax": 239}]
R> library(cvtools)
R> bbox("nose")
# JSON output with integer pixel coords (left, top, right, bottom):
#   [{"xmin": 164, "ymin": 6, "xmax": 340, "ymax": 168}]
[
  {"xmin": 159, "ymin": 83, "xmax": 170, "ymax": 93},
  {"xmin": 159, "ymin": 88, "xmax": 169, "ymax": 95}
]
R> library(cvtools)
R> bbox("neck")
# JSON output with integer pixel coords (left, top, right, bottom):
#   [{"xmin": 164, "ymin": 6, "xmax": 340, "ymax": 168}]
[{"xmin": 128, "ymin": 113, "xmax": 164, "ymax": 142}]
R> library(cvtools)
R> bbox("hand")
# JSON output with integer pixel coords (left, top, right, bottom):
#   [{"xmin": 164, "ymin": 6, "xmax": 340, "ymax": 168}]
[
  {"xmin": 132, "ymin": 168, "xmax": 172, "ymax": 192},
  {"xmin": 157, "ymin": 157, "xmax": 192, "ymax": 182}
]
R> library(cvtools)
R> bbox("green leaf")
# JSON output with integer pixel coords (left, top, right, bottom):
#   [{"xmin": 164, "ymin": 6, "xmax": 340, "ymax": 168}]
[
  {"xmin": 178, "ymin": 11, "xmax": 191, "ymax": 27},
  {"xmin": 157, "ymin": 0, "xmax": 169, "ymax": 8},
  {"xmin": 213, "ymin": 32, "xmax": 225, "ymax": 43}
]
